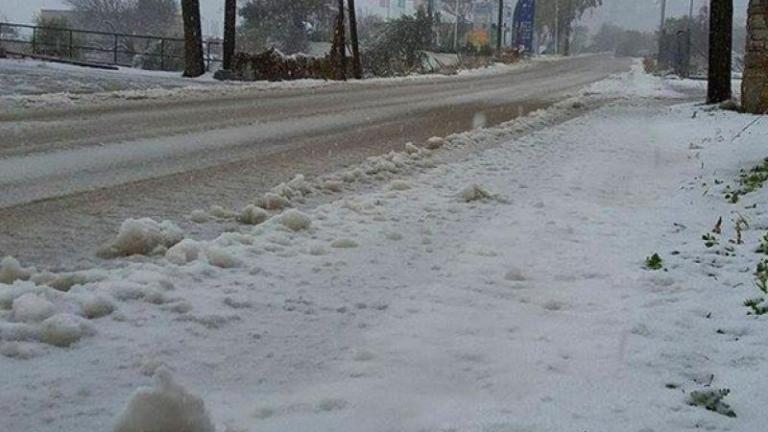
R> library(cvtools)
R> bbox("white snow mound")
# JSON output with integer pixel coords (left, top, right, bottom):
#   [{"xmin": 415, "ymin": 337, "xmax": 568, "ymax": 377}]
[
  {"xmin": 0, "ymin": 256, "xmax": 32, "ymax": 285},
  {"xmin": 277, "ymin": 210, "xmax": 312, "ymax": 231},
  {"xmin": 100, "ymin": 218, "xmax": 184, "ymax": 258},
  {"xmin": 459, "ymin": 184, "xmax": 493, "ymax": 202},
  {"xmin": 113, "ymin": 368, "xmax": 215, "ymax": 432},
  {"xmin": 165, "ymin": 239, "xmax": 202, "ymax": 265},
  {"xmin": 12, "ymin": 293, "xmax": 55, "ymax": 323},
  {"xmin": 41, "ymin": 313, "xmax": 93, "ymax": 347},
  {"xmin": 206, "ymin": 247, "xmax": 241, "ymax": 269},
  {"xmin": 238, "ymin": 205, "xmax": 269, "ymax": 225},
  {"xmin": 426, "ymin": 136, "xmax": 446, "ymax": 150}
]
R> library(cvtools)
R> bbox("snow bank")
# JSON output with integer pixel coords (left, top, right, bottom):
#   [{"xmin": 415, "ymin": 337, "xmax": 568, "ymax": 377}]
[
  {"xmin": 238, "ymin": 205, "xmax": 269, "ymax": 225},
  {"xmin": 99, "ymin": 218, "xmax": 184, "ymax": 258},
  {"xmin": 165, "ymin": 239, "xmax": 203, "ymax": 265},
  {"xmin": 426, "ymin": 136, "xmax": 446, "ymax": 150},
  {"xmin": 11, "ymin": 293, "xmax": 55, "ymax": 323},
  {"xmin": 276, "ymin": 210, "xmax": 312, "ymax": 231},
  {"xmin": 206, "ymin": 247, "xmax": 241, "ymax": 269},
  {"xmin": 113, "ymin": 368, "xmax": 215, "ymax": 432},
  {"xmin": 0, "ymin": 256, "xmax": 32, "ymax": 285},
  {"xmin": 459, "ymin": 184, "xmax": 493, "ymax": 202},
  {"xmin": 40, "ymin": 313, "xmax": 93, "ymax": 347}
]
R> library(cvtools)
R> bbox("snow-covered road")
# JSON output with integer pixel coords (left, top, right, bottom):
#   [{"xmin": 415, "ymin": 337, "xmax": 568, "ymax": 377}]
[
  {"xmin": 0, "ymin": 54, "xmax": 630, "ymax": 269},
  {"xmin": 3, "ymin": 65, "xmax": 767, "ymax": 431}
]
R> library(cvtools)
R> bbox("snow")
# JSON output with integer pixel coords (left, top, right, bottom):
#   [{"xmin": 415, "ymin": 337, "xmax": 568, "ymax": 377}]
[
  {"xmin": 4, "ymin": 60, "xmax": 768, "ymax": 431},
  {"xmin": 98, "ymin": 218, "xmax": 184, "ymax": 258},
  {"xmin": 11, "ymin": 293, "xmax": 55, "ymax": 323},
  {"xmin": 238, "ymin": 205, "xmax": 270, "ymax": 226},
  {"xmin": 0, "ymin": 256, "xmax": 32, "ymax": 284},
  {"xmin": 275, "ymin": 209, "xmax": 312, "ymax": 232},
  {"xmin": 40, "ymin": 313, "xmax": 93, "ymax": 347},
  {"xmin": 113, "ymin": 368, "xmax": 215, "ymax": 432}
]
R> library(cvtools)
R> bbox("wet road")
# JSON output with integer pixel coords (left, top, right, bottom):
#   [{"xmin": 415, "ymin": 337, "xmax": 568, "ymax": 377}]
[{"xmin": 0, "ymin": 54, "xmax": 631, "ymax": 269}]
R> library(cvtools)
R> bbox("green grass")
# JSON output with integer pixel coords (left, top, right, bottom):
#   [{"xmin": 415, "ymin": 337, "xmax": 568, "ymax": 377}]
[{"xmin": 645, "ymin": 253, "xmax": 663, "ymax": 270}]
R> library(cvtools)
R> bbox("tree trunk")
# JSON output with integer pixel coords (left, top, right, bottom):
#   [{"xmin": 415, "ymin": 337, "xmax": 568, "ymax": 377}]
[
  {"xmin": 495, "ymin": 0, "xmax": 504, "ymax": 55},
  {"xmin": 181, "ymin": 0, "xmax": 205, "ymax": 77},
  {"xmin": 348, "ymin": 0, "xmax": 362, "ymax": 79},
  {"xmin": 222, "ymin": 0, "xmax": 236, "ymax": 70},
  {"xmin": 707, "ymin": 0, "xmax": 733, "ymax": 104},
  {"xmin": 334, "ymin": 0, "xmax": 347, "ymax": 81}
]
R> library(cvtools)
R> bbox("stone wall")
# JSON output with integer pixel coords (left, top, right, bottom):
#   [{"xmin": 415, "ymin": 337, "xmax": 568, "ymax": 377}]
[{"xmin": 742, "ymin": 0, "xmax": 768, "ymax": 113}]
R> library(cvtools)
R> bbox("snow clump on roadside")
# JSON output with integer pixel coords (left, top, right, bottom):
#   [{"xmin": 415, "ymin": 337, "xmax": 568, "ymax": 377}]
[
  {"xmin": 238, "ymin": 205, "xmax": 269, "ymax": 225},
  {"xmin": 276, "ymin": 210, "xmax": 312, "ymax": 231},
  {"xmin": 113, "ymin": 368, "xmax": 215, "ymax": 432},
  {"xmin": 0, "ymin": 256, "xmax": 32, "ymax": 285},
  {"xmin": 165, "ymin": 239, "xmax": 203, "ymax": 265},
  {"xmin": 459, "ymin": 184, "xmax": 494, "ymax": 202},
  {"xmin": 425, "ymin": 136, "xmax": 446, "ymax": 150},
  {"xmin": 98, "ymin": 218, "xmax": 184, "ymax": 258},
  {"xmin": 41, "ymin": 313, "xmax": 94, "ymax": 347}
]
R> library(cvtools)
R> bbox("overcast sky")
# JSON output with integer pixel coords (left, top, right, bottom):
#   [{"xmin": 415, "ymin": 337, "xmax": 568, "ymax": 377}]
[{"xmin": 1, "ymin": 0, "xmax": 752, "ymax": 37}]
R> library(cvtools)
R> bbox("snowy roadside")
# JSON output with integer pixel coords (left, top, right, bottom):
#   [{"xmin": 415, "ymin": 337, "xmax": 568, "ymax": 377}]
[
  {"xmin": 2, "ymin": 62, "xmax": 768, "ymax": 432},
  {"xmin": 0, "ymin": 55, "xmax": 570, "ymax": 113}
]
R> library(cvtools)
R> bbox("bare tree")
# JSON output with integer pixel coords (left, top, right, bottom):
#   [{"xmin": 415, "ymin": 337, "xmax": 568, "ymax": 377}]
[
  {"xmin": 707, "ymin": 0, "xmax": 732, "ymax": 104},
  {"xmin": 181, "ymin": 0, "xmax": 205, "ymax": 77},
  {"xmin": 223, "ymin": 0, "xmax": 236, "ymax": 69}
]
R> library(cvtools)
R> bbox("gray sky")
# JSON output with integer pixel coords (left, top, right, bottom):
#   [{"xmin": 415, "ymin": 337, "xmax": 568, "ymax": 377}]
[{"xmin": 1, "ymin": 0, "xmax": 753, "ymax": 36}]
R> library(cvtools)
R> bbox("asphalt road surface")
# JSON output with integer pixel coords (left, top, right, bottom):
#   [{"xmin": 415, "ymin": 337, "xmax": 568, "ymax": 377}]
[{"xmin": 0, "ymin": 54, "xmax": 632, "ymax": 269}]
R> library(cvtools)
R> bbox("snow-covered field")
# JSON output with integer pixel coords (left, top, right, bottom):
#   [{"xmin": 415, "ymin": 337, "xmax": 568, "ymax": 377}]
[{"xmin": 2, "ymin": 62, "xmax": 767, "ymax": 432}]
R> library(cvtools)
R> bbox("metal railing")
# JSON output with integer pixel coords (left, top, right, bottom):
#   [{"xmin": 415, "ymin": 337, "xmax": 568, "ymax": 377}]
[{"xmin": 0, "ymin": 22, "xmax": 221, "ymax": 72}]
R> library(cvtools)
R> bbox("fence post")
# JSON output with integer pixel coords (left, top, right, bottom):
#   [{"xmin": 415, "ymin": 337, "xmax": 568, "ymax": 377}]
[
  {"xmin": 69, "ymin": 30, "xmax": 73, "ymax": 60},
  {"xmin": 32, "ymin": 27, "xmax": 37, "ymax": 54},
  {"xmin": 206, "ymin": 40, "xmax": 211, "ymax": 71},
  {"xmin": 113, "ymin": 34, "xmax": 118, "ymax": 65},
  {"xmin": 160, "ymin": 39, "xmax": 165, "ymax": 70}
]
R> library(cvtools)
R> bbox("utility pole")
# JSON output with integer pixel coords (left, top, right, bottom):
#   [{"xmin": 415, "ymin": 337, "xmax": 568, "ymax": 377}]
[
  {"xmin": 222, "ymin": 0, "xmax": 236, "ymax": 70},
  {"xmin": 658, "ymin": 0, "xmax": 667, "ymax": 68},
  {"xmin": 427, "ymin": 0, "xmax": 435, "ymax": 49},
  {"xmin": 334, "ymin": 0, "xmax": 347, "ymax": 80},
  {"xmin": 453, "ymin": 0, "xmax": 460, "ymax": 52},
  {"xmin": 554, "ymin": 0, "xmax": 559, "ymax": 54},
  {"xmin": 497, "ymin": 0, "xmax": 504, "ymax": 55},
  {"xmin": 348, "ymin": 0, "xmax": 362, "ymax": 79}
]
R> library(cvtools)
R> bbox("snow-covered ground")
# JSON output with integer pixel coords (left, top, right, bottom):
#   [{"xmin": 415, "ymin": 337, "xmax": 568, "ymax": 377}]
[{"xmin": 2, "ymin": 62, "xmax": 767, "ymax": 432}]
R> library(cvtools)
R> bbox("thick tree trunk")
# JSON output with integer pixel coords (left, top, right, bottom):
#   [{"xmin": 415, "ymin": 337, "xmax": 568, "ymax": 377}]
[
  {"xmin": 742, "ymin": 0, "xmax": 768, "ymax": 113},
  {"xmin": 707, "ymin": 0, "xmax": 733, "ymax": 104},
  {"xmin": 222, "ymin": 0, "xmax": 236, "ymax": 70},
  {"xmin": 348, "ymin": 0, "xmax": 362, "ymax": 79},
  {"xmin": 497, "ymin": 0, "xmax": 504, "ymax": 55},
  {"xmin": 181, "ymin": 0, "xmax": 205, "ymax": 77}
]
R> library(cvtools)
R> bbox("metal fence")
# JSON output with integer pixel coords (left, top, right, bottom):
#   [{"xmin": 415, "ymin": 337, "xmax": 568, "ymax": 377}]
[{"xmin": 0, "ymin": 22, "xmax": 222, "ymax": 72}]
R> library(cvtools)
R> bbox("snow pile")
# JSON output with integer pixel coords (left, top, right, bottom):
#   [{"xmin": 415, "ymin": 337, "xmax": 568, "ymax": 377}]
[
  {"xmin": 165, "ymin": 239, "xmax": 203, "ymax": 265},
  {"xmin": 238, "ymin": 205, "xmax": 269, "ymax": 225},
  {"xmin": 390, "ymin": 180, "xmax": 412, "ymax": 191},
  {"xmin": 205, "ymin": 247, "xmax": 241, "ymax": 269},
  {"xmin": 99, "ymin": 218, "xmax": 184, "ymax": 258},
  {"xmin": 425, "ymin": 136, "xmax": 446, "ymax": 150},
  {"xmin": 113, "ymin": 368, "xmax": 215, "ymax": 432},
  {"xmin": 11, "ymin": 293, "xmax": 55, "ymax": 323},
  {"xmin": 276, "ymin": 210, "xmax": 312, "ymax": 231},
  {"xmin": 40, "ymin": 313, "xmax": 94, "ymax": 347},
  {"xmin": 459, "ymin": 184, "xmax": 494, "ymax": 202},
  {"xmin": 0, "ymin": 256, "xmax": 32, "ymax": 285},
  {"xmin": 0, "ymin": 281, "xmax": 113, "ymax": 352}
]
